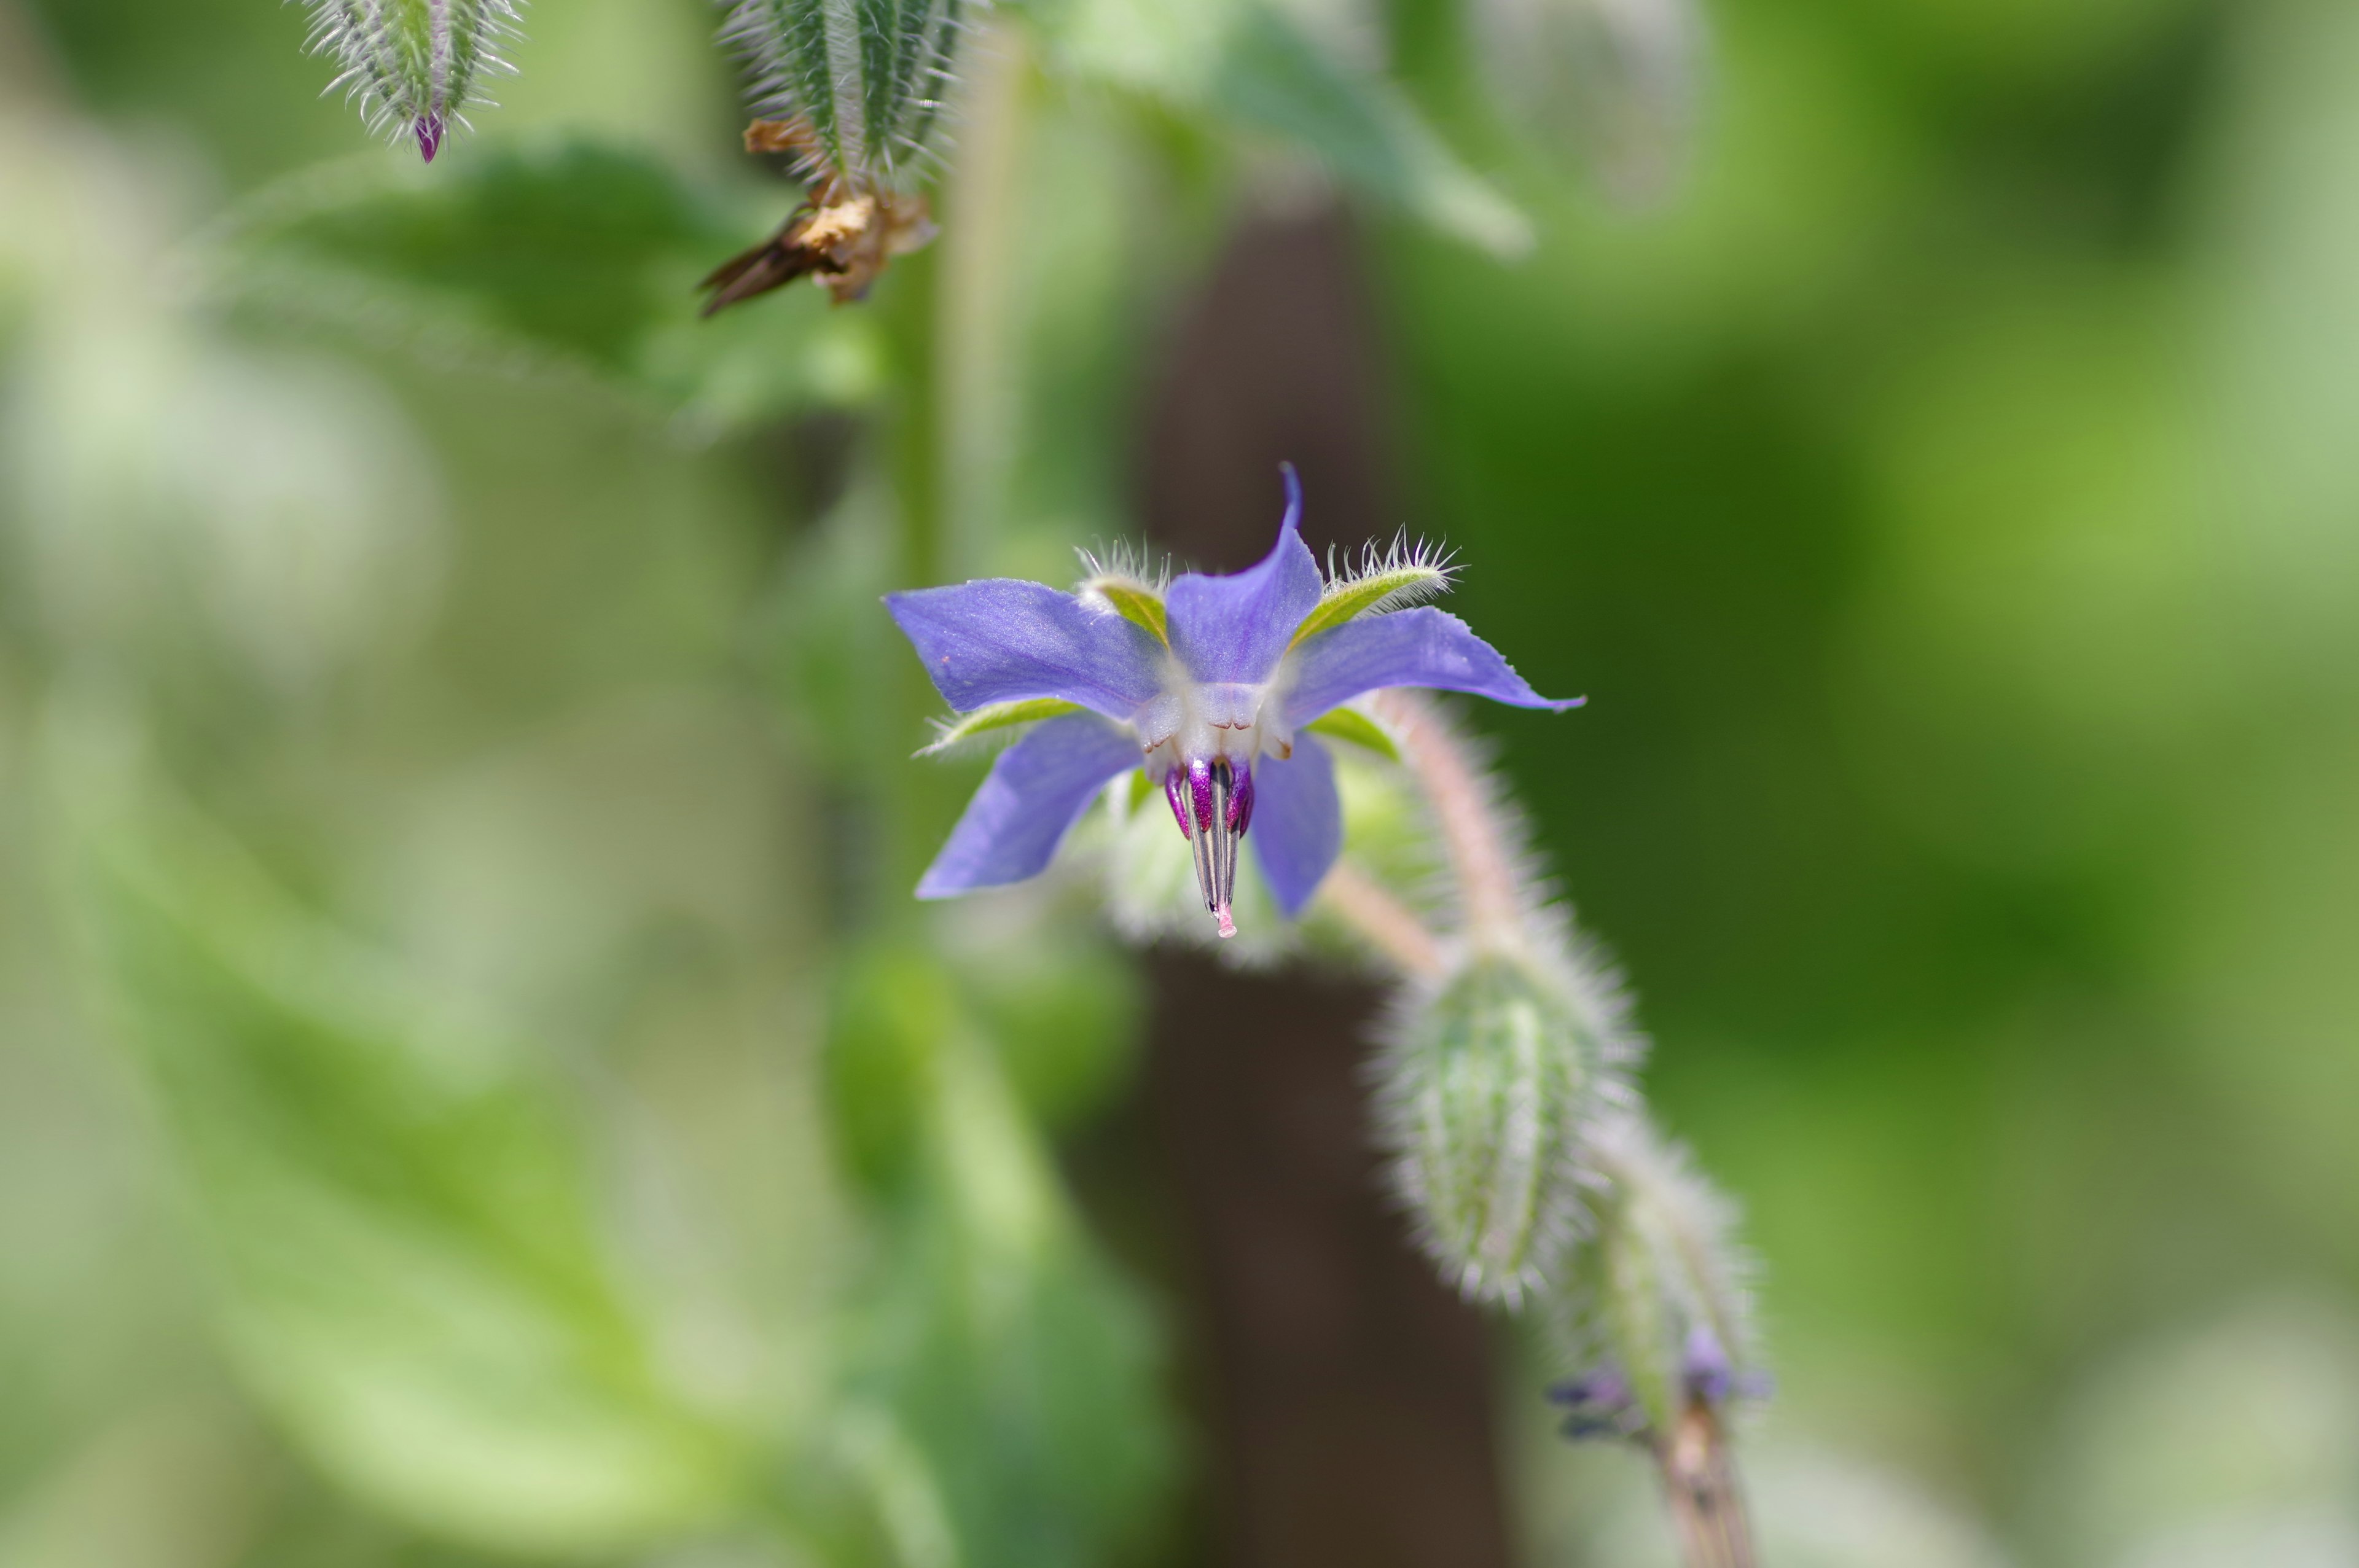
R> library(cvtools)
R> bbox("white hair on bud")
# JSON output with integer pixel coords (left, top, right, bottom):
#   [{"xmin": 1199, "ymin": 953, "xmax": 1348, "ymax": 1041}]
[
  {"xmin": 1555, "ymin": 1109, "xmax": 1762, "ymax": 1424},
  {"xmin": 716, "ymin": 0, "xmax": 982, "ymax": 192}
]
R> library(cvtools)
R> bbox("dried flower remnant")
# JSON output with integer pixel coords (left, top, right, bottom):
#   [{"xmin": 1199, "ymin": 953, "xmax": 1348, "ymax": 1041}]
[
  {"xmin": 886, "ymin": 467, "xmax": 1579, "ymax": 937},
  {"xmin": 702, "ymin": 0, "xmax": 972, "ymax": 310},
  {"xmin": 700, "ymin": 118, "xmax": 939, "ymax": 311},
  {"xmin": 302, "ymin": 0, "xmax": 525, "ymax": 162}
]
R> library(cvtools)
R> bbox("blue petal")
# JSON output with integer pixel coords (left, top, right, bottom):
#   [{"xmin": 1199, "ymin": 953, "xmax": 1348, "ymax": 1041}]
[
  {"xmin": 1283, "ymin": 607, "xmax": 1581, "ymax": 727},
  {"xmin": 1164, "ymin": 467, "xmax": 1323, "ymax": 687},
  {"xmin": 917, "ymin": 713, "xmax": 1141, "ymax": 898},
  {"xmin": 888, "ymin": 581, "xmax": 1165, "ymax": 722},
  {"xmin": 1250, "ymin": 734, "xmax": 1342, "ymax": 918}
]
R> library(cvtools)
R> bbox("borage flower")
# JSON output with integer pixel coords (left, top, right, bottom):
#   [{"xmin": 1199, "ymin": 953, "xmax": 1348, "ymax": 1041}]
[{"xmin": 886, "ymin": 469, "xmax": 1579, "ymax": 937}]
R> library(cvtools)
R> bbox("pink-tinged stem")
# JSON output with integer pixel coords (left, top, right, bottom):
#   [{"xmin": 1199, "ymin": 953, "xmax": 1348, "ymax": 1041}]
[
  {"xmin": 1317, "ymin": 859, "xmax": 1445, "ymax": 980},
  {"xmin": 1657, "ymin": 1405, "xmax": 1758, "ymax": 1568},
  {"xmin": 1364, "ymin": 690, "xmax": 1527, "ymax": 950}
]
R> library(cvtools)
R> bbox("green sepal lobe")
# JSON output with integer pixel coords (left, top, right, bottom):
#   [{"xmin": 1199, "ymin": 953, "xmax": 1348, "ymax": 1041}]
[{"xmin": 917, "ymin": 698, "xmax": 1082, "ymax": 756}]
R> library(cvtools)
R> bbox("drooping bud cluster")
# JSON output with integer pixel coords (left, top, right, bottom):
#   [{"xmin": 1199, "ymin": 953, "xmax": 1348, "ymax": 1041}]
[
  {"xmin": 703, "ymin": 0, "xmax": 972, "ymax": 308},
  {"xmin": 302, "ymin": 0, "xmax": 524, "ymax": 162},
  {"xmin": 1324, "ymin": 692, "xmax": 1764, "ymax": 1568}
]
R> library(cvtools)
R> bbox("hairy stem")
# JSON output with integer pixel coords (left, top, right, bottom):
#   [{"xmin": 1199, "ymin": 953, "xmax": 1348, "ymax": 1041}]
[
  {"xmin": 1318, "ymin": 857, "xmax": 1447, "ymax": 980},
  {"xmin": 1364, "ymin": 690, "xmax": 1526, "ymax": 950},
  {"xmin": 1657, "ymin": 1405, "xmax": 1757, "ymax": 1568}
]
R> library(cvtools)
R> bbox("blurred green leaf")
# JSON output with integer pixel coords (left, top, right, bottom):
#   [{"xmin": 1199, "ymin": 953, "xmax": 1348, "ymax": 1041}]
[
  {"xmin": 1023, "ymin": 0, "xmax": 1532, "ymax": 255},
  {"xmin": 197, "ymin": 138, "xmax": 887, "ymax": 432},
  {"xmin": 818, "ymin": 940, "xmax": 1168, "ymax": 1567},
  {"xmin": 847, "ymin": 1013, "xmax": 1171, "ymax": 1568},
  {"xmin": 952, "ymin": 922, "xmax": 1141, "ymax": 1136},
  {"xmin": 50, "ymin": 730, "xmax": 744, "ymax": 1559}
]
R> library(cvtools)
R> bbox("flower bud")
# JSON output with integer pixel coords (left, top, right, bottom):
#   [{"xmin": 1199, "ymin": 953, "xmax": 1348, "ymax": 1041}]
[
  {"xmin": 718, "ymin": 0, "xmax": 967, "ymax": 193},
  {"xmin": 1547, "ymin": 1113, "xmax": 1763, "ymax": 1441},
  {"xmin": 1377, "ymin": 950, "xmax": 1605, "ymax": 1306},
  {"xmin": 302, "ymin": 0, "xmax": 524, "ymax": 162}
]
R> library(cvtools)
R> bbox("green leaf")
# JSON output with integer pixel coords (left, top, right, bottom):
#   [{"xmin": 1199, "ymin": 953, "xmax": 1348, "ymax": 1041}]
[
  {"xmin": 917, "ymin": 698, "xmax": 1085, "ymax": 756},
  {"xmin": 1292, "ymin": 563, "xmax": 1453, "ymax": 644},
  {"xmin": 1028, "ymin": 0, "xmax": 1532, "ymax": 255},
  {"xmin": 1305, "ymin": 705, "xmax": 1400, "ymax": 760},
  {"xmin": 198, "ymin": 138, "xmax": 886, "ymax": 431},
  {"xmin": 51, "ymin": 745, "xmax": 741, "ymax": 1558}
]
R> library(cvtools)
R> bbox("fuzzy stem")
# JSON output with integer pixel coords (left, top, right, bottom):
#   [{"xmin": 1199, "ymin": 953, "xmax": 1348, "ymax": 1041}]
[
  {"xmin": 1318, "ymin": 858, "xmax": 1447, "ymax": 981},
  {"xmin": 1656, "ymin": 1405, "xmax": 1757, "ymax": 1568},
  {"xmin": 1364, "ymin": 690, "xmax": 1526, "ymax": 951}
]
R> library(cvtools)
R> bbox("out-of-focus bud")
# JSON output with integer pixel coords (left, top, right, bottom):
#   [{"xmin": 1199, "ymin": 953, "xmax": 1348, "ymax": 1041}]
[
  {"xmin": 1552, "ymin": 1112, "xmax": 1761, "ymax": 1434},
  {"xmin": 1473, "ymin": 0, "xmax": 1705, "ymax": 204},
  {"xmin": 1548, "ymin": 1112, "xmax": 1766, "ymax": 1567},
  {"xmin": 300, "ymin": 0, "xmax": 525, "ymax": 162},
  {"xmin": 1377, "ymin": 950, "xmax": 1606, "ymax": 1306},
  {"xmin": 702, "ymin": 0, "xmax": 969, "ymax": 309}
]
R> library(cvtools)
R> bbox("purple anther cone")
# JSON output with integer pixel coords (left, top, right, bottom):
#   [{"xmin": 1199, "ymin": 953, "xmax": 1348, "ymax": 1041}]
[{"xmin": 886, "ymin": 469, "xmax": 1579, "ymax": 934}]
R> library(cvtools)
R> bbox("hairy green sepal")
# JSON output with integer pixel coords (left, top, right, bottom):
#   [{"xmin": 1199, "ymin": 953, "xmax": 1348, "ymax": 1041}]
[
  {"xmin": 1291, "ymin": 564, "xmax": 1452, "ymax": 645},
  {"xmin": 1084, "ymin": 577, "xmax": 1168, "ymax": 642},
  {"xmin": 918, "ymin": 698, "xmax": 1082, "ymax": 756}
]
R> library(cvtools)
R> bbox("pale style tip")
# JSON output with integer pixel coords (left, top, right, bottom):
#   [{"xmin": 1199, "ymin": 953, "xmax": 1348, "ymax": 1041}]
[{"xmin": 1215, "ymin": 905, "xmax": 1237, "ymax": 939}]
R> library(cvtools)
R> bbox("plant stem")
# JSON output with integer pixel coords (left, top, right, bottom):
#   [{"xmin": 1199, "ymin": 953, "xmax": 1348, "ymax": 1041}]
[
  {"xmin": 1657, "ymin": 1405, "xmax": 1758, "ymax": 1568},
  {"xmin": 1318, "ymin": 857, "xmax": 1446, "ymax": 981},
  {"xmin": 1365, "ymin": 690, "xmax": 1527, "ymax": 952}
]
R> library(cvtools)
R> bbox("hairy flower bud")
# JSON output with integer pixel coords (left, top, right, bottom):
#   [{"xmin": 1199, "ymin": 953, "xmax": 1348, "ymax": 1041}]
[
  {"xmin": 1547, "ymin": 1113, "xmax": 1764, "ymax": 1566},
  {"xmin": 302, "ymin": 0, "xmax": 524, "ymax": 162},
  {"xmin": 1377, "ymin": 950, "xmax": 1606, "ymax": 1306},
  {"xmin": 718, "ymin": 0, "xmax": 970, "ymax": 193},
  {"xmin": 1552, "ymin": 1114, "xmax": 1759, "ymax": 1432}
]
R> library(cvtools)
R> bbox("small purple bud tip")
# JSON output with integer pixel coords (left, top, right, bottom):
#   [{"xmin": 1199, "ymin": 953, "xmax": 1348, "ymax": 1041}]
[
  {"xmin": 1682, "ymin": 1325, "xmax": 1732, "ymax": 1406},
  {"xmin": 414, "ymin": 114, "xmax": 444, "ymax": 163}
]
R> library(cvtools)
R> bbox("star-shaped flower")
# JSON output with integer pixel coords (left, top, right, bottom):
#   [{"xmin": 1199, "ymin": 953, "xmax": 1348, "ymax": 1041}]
[{"xmin": 886, "ymin": 469, "xmax": 1579, "ymax": 937}]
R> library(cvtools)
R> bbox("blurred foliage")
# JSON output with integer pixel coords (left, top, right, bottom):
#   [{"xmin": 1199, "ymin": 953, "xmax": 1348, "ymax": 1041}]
[
  {"xmin": 6, "ymin": 0, "xmax": 2359, "ymax": 1563},
  {"xmin": 50, "ymin": 725, "xmax": 743, "ymax": 1557},
  {"xmin": 202, "ymin": 141, "xmax": 888, "ymax": 432}
]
